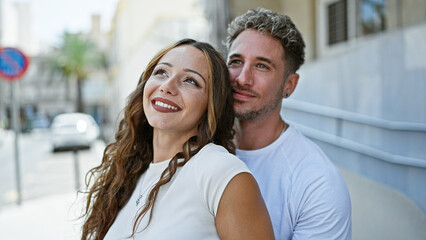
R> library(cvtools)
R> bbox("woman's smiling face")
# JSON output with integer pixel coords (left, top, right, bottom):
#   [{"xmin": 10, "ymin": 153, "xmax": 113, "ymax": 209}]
[{"xmin": 143, "ymin": 45, "xmax": 209, "ymax": 137}]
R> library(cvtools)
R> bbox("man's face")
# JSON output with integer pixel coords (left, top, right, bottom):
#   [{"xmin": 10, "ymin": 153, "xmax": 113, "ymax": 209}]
[{"xmin": 227, "ymin": 29, "xmax": 287, "ymax": 121}]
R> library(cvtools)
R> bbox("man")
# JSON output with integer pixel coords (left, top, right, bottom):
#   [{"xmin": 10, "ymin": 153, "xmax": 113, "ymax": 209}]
[{"xmin": 226, "ymin": 8, "xmax": 352, "ymax": 239}]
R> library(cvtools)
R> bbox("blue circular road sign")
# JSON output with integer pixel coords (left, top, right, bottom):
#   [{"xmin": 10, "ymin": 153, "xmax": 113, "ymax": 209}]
[{"xmin": 0, "ymin": 47, "xmax": 30, "ymax": 81}]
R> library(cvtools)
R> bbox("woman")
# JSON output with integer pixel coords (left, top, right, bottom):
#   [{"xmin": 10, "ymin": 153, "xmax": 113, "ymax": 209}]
[{"xmin": 81, "ymin": 39, "xmax": 274, "ymax": 239}]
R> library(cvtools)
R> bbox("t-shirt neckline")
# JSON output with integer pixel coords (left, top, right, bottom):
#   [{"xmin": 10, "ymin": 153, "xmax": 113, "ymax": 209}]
[{"xmin": 236, "ymin": 125, "xmax": 294, "ymax": 157}]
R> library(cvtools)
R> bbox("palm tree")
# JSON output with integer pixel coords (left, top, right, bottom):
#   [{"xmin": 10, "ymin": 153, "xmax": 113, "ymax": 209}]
[{"xmin": 52, "ymin": 32, "xmax": 106, "ymax": 113}]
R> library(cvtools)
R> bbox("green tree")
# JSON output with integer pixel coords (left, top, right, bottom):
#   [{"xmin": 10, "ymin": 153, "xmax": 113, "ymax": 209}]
[{"xmin": 52, "ymin": 32, "xmax": 106, "ymax": 113}]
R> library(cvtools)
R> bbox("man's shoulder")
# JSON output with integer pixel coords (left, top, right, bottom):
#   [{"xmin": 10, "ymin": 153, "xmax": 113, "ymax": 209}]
[
  {"xmin": 284, "ymin": 126, "xmax": 325, "ymax": 156},
  {"xmin": 279, "ymin": 127, "xmax": 333, "ymax": 167},
  {"xmin": 236, "ymin": 126, "xmax": 336, "ymax": 174},
  {"xmin": 271, "ymin": 127, "xmax": 346, "ymax": 187},
  {"xmin": 287, "ymin": 129, "xmax": 349, "ymax": 199}
]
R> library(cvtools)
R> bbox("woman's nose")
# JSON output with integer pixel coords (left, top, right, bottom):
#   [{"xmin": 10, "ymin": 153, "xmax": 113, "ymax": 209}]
[{"xmin": 159, "ymin": 76, "xmax": 178, "ymax": 95}]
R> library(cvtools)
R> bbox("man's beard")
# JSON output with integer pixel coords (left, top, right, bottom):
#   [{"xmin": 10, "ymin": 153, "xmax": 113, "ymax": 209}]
[{"xmin": 234, "ymin": 82, "xmax": 285, "ymax": 121}]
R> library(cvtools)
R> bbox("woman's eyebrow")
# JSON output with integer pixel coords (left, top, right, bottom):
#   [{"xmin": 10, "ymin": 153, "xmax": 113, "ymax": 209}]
[
  {"xmin": 157, "ymin": 62, "xmax": 172, "ymax": 67},
  {"xmin": 157, "ymin": 62, "xmax": 206, "ymax": 84},
  {"xmin": 184, "ymin": 68, "xmax": 206, "ymax": 84}
]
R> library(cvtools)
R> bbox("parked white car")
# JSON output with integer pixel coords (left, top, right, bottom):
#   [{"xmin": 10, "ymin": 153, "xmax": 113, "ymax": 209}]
[{"xmin": 51, "ymin": 113, "xmax": 100, "ymax": 152}]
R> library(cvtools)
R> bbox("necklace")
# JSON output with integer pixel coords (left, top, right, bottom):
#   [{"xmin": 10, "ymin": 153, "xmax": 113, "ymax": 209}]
[
  {"xmin": 135, "ymin": 173, "xmax": 157, "ymax": 207},
  {"xmin": 135, "ymin": 193, "xmax": 143, "ymax": 206},
  {"xmin": 135, "ymin": 160, "xmax": 170, "ymax": 207},
  {"xmin": 135, "ymin": 182, "xmax": 156, "ymax": 207},
  {"xmin": 135, "ymin": 186, "xmax": 151, "ymax": 207}
]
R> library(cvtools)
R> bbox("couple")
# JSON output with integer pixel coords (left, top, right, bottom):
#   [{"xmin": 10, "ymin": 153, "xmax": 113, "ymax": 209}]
[{"xmin": 81, "ymin": 8, "xmax": 351, "ymax": 240}]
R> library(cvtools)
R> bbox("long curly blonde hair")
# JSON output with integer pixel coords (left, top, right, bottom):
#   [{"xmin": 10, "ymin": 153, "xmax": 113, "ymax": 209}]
[{"xmin": 81, "ymin": 38, "xmax": 235, "ymax": 239}]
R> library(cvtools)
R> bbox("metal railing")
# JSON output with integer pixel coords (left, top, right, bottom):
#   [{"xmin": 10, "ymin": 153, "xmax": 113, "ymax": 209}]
[
  {"xmin": 283, "ymin": 99, "xmax": 426, "ymax": 131},
  {"xmin": 282, "ymin": 99, "xmax": 426, "ymax": 168}
]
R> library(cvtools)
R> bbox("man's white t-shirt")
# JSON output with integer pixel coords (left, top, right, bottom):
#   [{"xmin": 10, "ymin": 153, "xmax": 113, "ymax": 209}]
[
  {"xmin": 237, "ymin": 125, "xmax": 352, "ymax": 240},
  {"xmin": 104, "ymin": 143, "xmax": 250, "ymax": 240}
]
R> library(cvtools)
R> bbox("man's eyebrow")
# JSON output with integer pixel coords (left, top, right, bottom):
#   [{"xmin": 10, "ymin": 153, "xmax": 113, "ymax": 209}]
[
  {"xmin": 184, "ymin": 68, "xmax": 206, "ymax": 84},
  {"xmin": 228, "ymin": 53, "xmax": 242, "ymax": 59}
]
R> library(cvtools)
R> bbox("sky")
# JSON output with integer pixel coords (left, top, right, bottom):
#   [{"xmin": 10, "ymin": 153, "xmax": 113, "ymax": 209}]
[{"xmin": 9, "ymin": 0, "xmax": 119, "ymax": 46}]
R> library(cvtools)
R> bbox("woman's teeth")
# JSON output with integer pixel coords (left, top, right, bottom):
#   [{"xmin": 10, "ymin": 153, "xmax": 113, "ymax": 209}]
[{"xmin": 155, "ymin": 101, "xmax": 178, "ymax": 110}]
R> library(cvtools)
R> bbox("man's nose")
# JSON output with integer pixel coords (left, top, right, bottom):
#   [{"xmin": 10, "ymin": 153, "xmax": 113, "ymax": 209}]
[{"xmin": 234, "ymin": 65, "xmax": 253, "ymax": 86}]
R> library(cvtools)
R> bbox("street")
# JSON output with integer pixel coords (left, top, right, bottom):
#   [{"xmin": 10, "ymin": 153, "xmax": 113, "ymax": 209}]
[{"xmin": 0, "ymin": 130, "xmax": 104, "ymax": 208}]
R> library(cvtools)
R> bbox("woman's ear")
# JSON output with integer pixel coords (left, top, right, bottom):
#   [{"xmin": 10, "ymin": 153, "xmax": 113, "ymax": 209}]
[{"xmin": 282, "ymin": 73, "xmax": 299, "ymax": 98}]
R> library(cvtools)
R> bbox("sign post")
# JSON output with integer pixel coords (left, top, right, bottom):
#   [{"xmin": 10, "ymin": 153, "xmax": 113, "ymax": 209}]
[{"xmin": 0, "ymin": 47, "xmax": 30, "ymax": 205}]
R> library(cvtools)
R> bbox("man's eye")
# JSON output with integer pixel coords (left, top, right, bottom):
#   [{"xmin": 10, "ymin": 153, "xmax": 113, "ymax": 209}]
[
  {"xmin": 228, "ymin": 59, "xmax": 242, "ymax": 66},
  {"xmin": 257, "ymin": 64, "xmax": 269, "ymax": 70}
]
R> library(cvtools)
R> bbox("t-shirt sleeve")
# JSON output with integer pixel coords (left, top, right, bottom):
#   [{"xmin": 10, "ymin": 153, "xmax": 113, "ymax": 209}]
[
  {"xmin": 193, "ymin": 145, "xmax": 250, "ymax": 216},
  {"xmin": 291, "ymin": 164, "xmax": 352, "ymax": 240}
]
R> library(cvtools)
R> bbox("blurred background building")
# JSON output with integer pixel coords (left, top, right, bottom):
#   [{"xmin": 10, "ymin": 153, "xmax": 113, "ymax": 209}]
[
  {"xmin": 0, "ymin": 0, "xmax": 110, "ymax": 133},
  {"xmin": 0, "ymin": 0, "xmax": 425, "ymax": 239}
]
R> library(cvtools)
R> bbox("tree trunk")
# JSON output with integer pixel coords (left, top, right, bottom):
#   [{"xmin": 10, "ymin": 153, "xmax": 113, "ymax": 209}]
[
  {"xmin": 65, "ymin": 75, "xmax": 71, "ymax": 101},
  {"xmin": 76, "ymin": 77, "xmax": 84, "ymax": 113}
]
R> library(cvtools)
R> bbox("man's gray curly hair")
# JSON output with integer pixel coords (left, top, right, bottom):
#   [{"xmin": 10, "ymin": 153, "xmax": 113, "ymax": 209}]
[{"xmin": 226, "ymin": 8, "xmax": 305, "ymax": 73}]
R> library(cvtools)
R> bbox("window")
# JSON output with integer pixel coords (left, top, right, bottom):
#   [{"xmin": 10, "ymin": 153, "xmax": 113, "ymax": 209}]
[
  {"xmin": 328, "ymin": 0, "xmax": 348, "ymax": 45},
  {"xmin": 358, "ymin": 0, "xmax": 386, "ymax": 36},
  {"xmin": 317, "ymin": 0, "xmax": 387, "ymax": 56}
]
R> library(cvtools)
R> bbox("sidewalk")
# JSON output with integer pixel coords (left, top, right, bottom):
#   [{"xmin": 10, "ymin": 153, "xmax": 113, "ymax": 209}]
[
  {"xmin": 0, "ymin": 138, "xmax": 104, "ymax": 240},
  {"xmin": 339, "ymin": 167, "xmax": 426, "ymax": 240},
  {"xmin": 0, "ymin": 191, "xmax": 84, "ymax": 240}
]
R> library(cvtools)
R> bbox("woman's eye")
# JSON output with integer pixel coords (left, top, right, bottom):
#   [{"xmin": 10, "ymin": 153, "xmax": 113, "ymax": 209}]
[
  {"xmin": 184, "ymin": 78, "xmax": 200, "ymax": 88},
  {"xmin": 154, "ymin": 69, "xmax": 167, "ymax": 76}
]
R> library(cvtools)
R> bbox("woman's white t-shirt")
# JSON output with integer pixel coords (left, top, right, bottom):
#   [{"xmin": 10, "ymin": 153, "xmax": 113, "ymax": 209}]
[{"xmin": 104, "ymin": 143, "xmax": 250, "ymax": 240}]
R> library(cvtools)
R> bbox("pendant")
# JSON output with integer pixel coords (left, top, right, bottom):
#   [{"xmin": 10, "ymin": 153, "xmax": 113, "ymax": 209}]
[{"xmin": 136, "ymin": 194, "xmax": 143, "ymax": 206}]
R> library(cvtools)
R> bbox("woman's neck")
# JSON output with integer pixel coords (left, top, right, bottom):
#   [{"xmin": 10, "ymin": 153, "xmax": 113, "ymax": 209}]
[{"xmin": 151, "ymin": 129, "xmax": 195, "ymax": 163}]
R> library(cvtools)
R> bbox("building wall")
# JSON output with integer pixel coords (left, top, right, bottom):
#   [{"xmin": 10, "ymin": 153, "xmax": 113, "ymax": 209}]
[
  {"xmin": 229, "ymin": 0, "xmax": 282, "ymax": 17},
  {"xmin": 280, "ymin": 0, "xmax": 316, "ymax": 60},
  {"xmin": 226, "ymin": 0, "xmax": 426, "ymax": 62},
  {"xmin": 226, "ymin": 0, "xmax": 316, "ymax": 60},
  {"xmin": 400, "ymin": 0, "xmax": 426, "ymax": 28}
]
